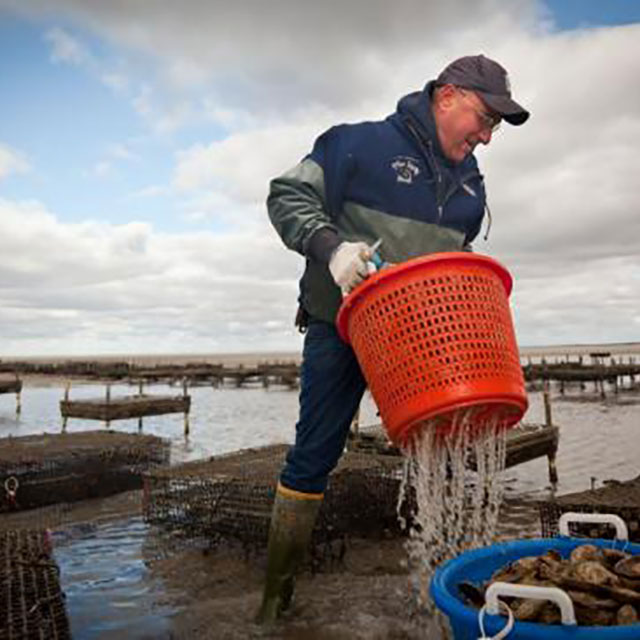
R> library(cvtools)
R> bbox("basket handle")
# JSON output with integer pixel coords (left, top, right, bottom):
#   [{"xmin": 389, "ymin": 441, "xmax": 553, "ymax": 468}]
[
  {"xmin": 558, "ymin": 512, "xmax": 628, "ymax": 540},
  {"xmin": 485, "ymin": 582, "xmax": 577, "ymax": 625}
]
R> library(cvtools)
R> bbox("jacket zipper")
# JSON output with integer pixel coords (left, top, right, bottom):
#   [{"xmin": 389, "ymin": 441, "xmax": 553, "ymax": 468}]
[{"xmin": 404, "ymin": 117, "xmax": 479, "ymax": 223}]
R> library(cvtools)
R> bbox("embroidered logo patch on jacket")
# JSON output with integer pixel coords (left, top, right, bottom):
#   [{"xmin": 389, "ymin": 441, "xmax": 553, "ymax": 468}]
[{"xmin": 391, "ymin": 156, "xmax": 420, "ymax": 184}]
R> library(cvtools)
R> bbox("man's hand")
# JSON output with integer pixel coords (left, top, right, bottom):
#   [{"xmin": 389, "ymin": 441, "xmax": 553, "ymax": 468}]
[{"xmin": 328, "ymin": 241, "xmax": 377, "ymax": 295}]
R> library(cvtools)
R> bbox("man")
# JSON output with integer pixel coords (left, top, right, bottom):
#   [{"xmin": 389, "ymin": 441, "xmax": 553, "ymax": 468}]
[{"xmin": 257, "ymin": 54, "xmax": 529, "ymax": 623}]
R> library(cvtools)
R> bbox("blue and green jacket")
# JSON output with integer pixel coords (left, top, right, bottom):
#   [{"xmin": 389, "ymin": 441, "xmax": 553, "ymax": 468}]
[{"xmin": 267, "ymin": 81, "xmax": 487, "ymax": 323}]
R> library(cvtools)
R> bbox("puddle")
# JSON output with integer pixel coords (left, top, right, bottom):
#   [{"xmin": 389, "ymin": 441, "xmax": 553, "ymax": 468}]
[{"xmin": 52, "ymin": 517, "xmax": 177, "ymax": 640}]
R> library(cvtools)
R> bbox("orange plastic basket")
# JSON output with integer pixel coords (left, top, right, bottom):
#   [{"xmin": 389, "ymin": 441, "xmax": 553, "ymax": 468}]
[{"xmin": 336, "ymin": 252, "xmax": 528, "ymax": 446}]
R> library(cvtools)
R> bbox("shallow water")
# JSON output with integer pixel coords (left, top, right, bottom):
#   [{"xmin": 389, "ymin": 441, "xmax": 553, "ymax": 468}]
[
  {"xmin": 52, "ymin": 517, "xmax": 175, "ymax": 640},
  {"xmin": 1, "ymin": 380, "xmax": 639, "ymax": 638},
  {"xmin": 0, "ymin": 381, "xmax": 306, "ymax": 462}
]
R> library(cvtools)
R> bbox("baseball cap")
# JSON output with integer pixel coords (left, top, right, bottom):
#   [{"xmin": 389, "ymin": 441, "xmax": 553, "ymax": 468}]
[{"xmin": 437, "ymin": 54, "xmax": 529, "ymax": 125}]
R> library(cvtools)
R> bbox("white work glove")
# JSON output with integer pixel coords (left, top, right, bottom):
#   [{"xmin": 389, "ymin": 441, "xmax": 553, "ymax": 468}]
[{"xmin": 328, "ymin": 241, "xmax": 377, "ymax": 295}]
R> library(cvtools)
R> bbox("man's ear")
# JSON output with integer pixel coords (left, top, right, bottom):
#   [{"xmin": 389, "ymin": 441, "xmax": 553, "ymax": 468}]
[{"xmin": 436, "ymin": 84, "xmax": 457, "ymax": 111}]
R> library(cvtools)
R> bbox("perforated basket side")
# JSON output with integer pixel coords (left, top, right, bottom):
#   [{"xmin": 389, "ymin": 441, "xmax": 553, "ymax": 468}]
[{"xmin": 337, "ymin": 253, "xmax": 527, "ymax": 444}]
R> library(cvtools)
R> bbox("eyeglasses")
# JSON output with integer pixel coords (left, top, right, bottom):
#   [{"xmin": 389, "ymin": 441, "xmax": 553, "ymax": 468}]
[{"xmin": 458, "ymin": 88, "xmax": 501, "ymax": 133}]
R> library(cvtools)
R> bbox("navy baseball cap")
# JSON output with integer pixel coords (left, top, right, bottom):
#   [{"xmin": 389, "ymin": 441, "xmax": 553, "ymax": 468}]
[{"xmin": 437, "ymin": 54, "xmax": 529, "ymax": 125}]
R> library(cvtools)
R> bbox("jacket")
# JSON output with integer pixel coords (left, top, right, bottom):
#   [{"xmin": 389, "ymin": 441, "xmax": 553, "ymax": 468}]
[{"xmin": 267, "ymin": 81, "xmax": 487, "ymax": 324}]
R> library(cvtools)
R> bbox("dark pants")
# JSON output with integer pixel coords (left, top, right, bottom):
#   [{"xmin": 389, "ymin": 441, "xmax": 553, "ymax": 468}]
[{"xmin": 280, "ymin": 321, "xmax": 367, "ymax": 494}]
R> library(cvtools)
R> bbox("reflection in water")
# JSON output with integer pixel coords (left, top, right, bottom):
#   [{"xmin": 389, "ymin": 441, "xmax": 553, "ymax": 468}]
[
  {"xmin": 1, "ymin": 381, "xmax": 640, "ymax": 637},
  {"xmin": 52, "ymin": 517, "xmax": 175, "ymax": 640}
]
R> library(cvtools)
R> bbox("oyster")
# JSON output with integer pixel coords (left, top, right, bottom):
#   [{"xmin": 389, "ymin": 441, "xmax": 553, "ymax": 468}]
[
  {"xmin": 538, "ymin": 555, "xmax": 570, "ymax": 582},
  {"xmin": 479, "ymin": 548, "xmax": 640, "ymax": 627},
  {"xmin": 537, "ymin": 603, "xmax": 562, "ymax": 625},
  {"xmin": 572, "ymin": 560, "xmax": 619, "ymax": 586},
  {"xmin": 602, "ymin": 548, "xmax": 630, "ymax": 569},
  {"xmin": 570, "ymin": 544, "xmax": 602, "ymax": 564},
  {"xmin": 489, "ymin": 564, "xmax": 521, "ymax": 584},
  {"xmin": 490, "ymin": 556, "xmax": 538, "ymax": 584},
  {"xmin": 512, "ymin": 556, "xmax": 540, "ymax": 572},
  {"xmin": 567, "ymin": 590, "xmax": 618, "ymax": 609},
  {"xmin": 617, "ymin": 604, "xmax": 639, "ymax": 625},
  {"xmin": 614, "ymin": 556, "xmax": 640, "ymax": 580},
  {"xmin": 512, "ymin": 597, "xmax": 546, "ymax": 621}
]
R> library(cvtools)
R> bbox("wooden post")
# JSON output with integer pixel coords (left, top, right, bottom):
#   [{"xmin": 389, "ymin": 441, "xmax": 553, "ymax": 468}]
[
  {"xmin": 62, "ymin": 381, "xmax": 71, "ymax": 432},
  {"xmin": 15, "ymin": 375, "xmax": 21, "ymax": 416},
  {"xmin": 543, "ymin": 382, "xmax": 553, "ymax": 427},
  {"xmin": 105, "ymin": 383, "xmax": 111, "ymax": 429},
  {"xmin": 183, "ymin": 376, "xmax": 190, "ymax": 437},
  {"xmin": 547, "ymin": 452, "xmax": 558, "ymax": 486}
]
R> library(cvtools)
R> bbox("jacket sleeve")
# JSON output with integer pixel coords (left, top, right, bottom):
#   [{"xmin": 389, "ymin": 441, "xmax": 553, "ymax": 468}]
[{"xmin": 267, "ymin": 125, "xmax": 355, "ymax": 263}]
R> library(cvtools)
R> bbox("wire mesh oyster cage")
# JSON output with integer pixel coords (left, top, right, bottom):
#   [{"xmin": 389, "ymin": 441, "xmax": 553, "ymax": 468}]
[
  {"xmin": 1, "ymin": 431, "xmax": 170, "ymax": 514},
  {"xmin": 142, "ymin": 444, "xmax": 405, "ymax": 559},
  {"xmin": 0, "ymin": 529, "xmax": 71, "ymax": 639},
  {"xmin": 539, "ymin": 474, "xmax": 640, "ymax": 542}
]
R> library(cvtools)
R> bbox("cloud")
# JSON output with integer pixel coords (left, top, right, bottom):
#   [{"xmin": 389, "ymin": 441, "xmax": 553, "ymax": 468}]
[
  {"xmin": 100, "ymin": 71, "xmax": 129, "ymax": 92},
  {"xmin": 44, "ymin": 25, "xmax": 89, "ymax": 65},
  {"xmin": 9, "ymin": 0, "xmax": 543, "ymax": 116},
  {"xmin": 0, "ymin": 143, "xmax": 30, "ymax": 179},
  {"xmin": 478, "ymin": 25, "xmax": 640, "ymax": 270},
  {"xmin": 0, "ymin": 197, "xmax": 302, "ymax": 355},
  {"xmin": 511, "ymin": 255, "xmax": 640, "ymax": 346},
  {"xmin": 172, "ymin": 117, "xmax": 332, "ymax": 200},
  {"xmin": 107, "ymin": 142, "xmax": 138, "ymax": 162},
  {"xmin": 128, "ymin": 184, "xmax": 169, "ymax": 199},
  {"xmin": 93, "ymin": 161, "xmax": 112, "ymax": 178},
  {"xmin": 1, "ymin": 0, "xmax": 639, "ymax": 352}
]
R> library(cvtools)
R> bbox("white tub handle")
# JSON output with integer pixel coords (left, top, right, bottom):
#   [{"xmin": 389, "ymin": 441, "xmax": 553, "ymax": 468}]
[
  {"xmin": 478, "ymin": 599, "xmax": 514, "ymax": 639},
  {"xmin": 558, "ymin": 512, "xmax": 628, "ymax": 540},
  {"xmin": 485, "ymin": 582, "xmax": 577, "ymax": 625}
]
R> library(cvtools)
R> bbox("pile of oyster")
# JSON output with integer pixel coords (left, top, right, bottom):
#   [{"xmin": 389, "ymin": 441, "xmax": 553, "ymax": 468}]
[{"xmin": 459, "ymin": 545, "xmax": 640, "ymax": 626}]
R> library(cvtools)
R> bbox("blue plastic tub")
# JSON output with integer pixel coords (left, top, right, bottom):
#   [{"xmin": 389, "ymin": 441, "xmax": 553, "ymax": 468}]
[{"xmin": 430, "ymin": 537, "xmax": 640, "ymax": 639}]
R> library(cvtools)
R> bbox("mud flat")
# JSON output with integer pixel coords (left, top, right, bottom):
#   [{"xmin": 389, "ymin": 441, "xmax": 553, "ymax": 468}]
[{"xmin": 149, "ymin": 497, "xmax": 541, "ymax": 640}]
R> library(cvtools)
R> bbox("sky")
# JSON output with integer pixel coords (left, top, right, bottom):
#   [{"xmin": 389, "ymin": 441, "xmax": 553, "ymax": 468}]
[{"xmin": 1, "ymin": 0, "xmax": 639, "ymax": 357}]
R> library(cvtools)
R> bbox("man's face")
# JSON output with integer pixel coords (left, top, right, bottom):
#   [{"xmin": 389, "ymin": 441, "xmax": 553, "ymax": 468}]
[{"xmin": 434, "ymin": 86, "xmax": 500, "ymax": 164}]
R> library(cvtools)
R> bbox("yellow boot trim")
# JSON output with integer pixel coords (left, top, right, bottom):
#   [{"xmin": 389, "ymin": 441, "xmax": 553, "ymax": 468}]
[{"xmin": 276, "ymin": 482, "xmax": 323, "ymax": 501}]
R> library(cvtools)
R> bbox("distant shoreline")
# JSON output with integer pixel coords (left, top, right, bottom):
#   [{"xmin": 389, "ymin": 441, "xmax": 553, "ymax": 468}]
[
  {"xmin": 518, "ymin": 342, "xmax": 640, "ymax": 358},
  {"xmin": 0, "ymin": 351, "xmax": 303, "ymax": 368},
  {"xmin": 1, "ymin": 341, "xmax": 639, "ymax": 368}
]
